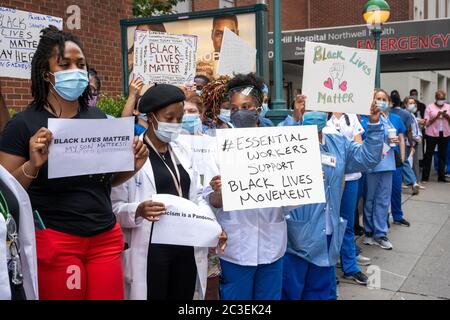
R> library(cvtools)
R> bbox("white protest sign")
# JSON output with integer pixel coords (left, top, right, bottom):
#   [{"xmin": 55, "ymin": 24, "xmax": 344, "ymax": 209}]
[
  {"xmin": 48, "ymin": 117, "xmax": 134, "ymax": 179},
  {"xmin": 133, "ymin": 30, "xmax": 197, "ymax": 86},
  {"xmin": 302, "ymin": 41, "xmax": 377, "ymax": 115},
  {"xmin": 218, "ymin": 27, "xmax": 257, "ymax": 77},
  {"xmin": 151, "ymin": 194, "xmax": 222, "ymax": 248},
  {"xmin": 216, "ymin": 126, "xmax": 326, "ymax": 212},
  {"xmin": 0, "ymin": 7, "xmax": 63, "ymax": 79},
  {"xmin": 176, "ymin": 134, "xmax": 217, "ymax": 176}
]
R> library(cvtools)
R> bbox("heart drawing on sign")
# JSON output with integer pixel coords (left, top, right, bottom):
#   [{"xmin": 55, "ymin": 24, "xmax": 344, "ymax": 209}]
[
  {"xmin": 339, "ymin": 81, "xmax": 348, "ymax": 92},
  {"xmin": 324, "ymin": 77, "xmax": 333, "ymax": 90}
]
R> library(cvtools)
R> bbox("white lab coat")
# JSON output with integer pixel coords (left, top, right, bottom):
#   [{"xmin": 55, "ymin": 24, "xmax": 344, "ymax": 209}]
[
  {"xmin": 0, "ymin": 165, "xmax": 38, "ymax": 300},
  {"xmin": 111, "ymin": 138, "xmax": 210, "ymax": 300}
]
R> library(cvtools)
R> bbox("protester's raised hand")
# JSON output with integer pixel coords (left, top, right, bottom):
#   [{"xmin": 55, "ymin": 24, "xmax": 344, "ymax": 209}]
[
  {"xmin": 217, "ymin": 230, "xmax": 227, "ymax": 254},
  {"xmin": 369, "ymin": 100, "xmax": 381, "ymax": 123},
  {"xmin": 133, "ymin": 136, "xmax": 149, "ymax": 172},
  {"xmin": 293, "ymin": 95, "xmax": 306, "ymax": 122},
  {"xmin": 137, "ymin": 200, "xmax": 166, "ymax": 222},
  {"xmin": 28, "ymin": 127, "xmax": 53, "ymax": 171},
  {"xmin": 129, "ymin": 78, "xmax": 144, "ymax": 98},
  {"xmin": 209, "ymin": 175, "xmax": 222, "ymax": 192}
]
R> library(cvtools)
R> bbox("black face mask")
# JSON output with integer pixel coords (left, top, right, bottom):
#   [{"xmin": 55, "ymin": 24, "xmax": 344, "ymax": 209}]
[{"xmin": 231, "ymin": 109, "xmax": 259, "ymax": 128}]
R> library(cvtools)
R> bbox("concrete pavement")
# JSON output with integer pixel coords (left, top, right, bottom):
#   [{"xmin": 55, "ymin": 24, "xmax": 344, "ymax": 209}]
[{"xmin": 338, "ymin": 176, "xmax": 450, "ymax": 300}]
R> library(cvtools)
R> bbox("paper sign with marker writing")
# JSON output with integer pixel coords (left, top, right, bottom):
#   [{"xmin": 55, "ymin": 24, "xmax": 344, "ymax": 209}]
[
  {"xmin": 0, "ymin": 7, "xmax": 63, "ymax": 79},
  {"xmin": 151, "ymin": 194, "xmax": 222, "ymax": 248},
  {"xmin": 133, "ymin": 30, "xmax": 197, "ymax": 86},
  {"xmin": 48, "ymin": 117, "xmax": 134, "ymax": 179},
  {"xmin": 217, "ymin": 27, "xmax": 257, "ymax": 77},
  {"xmin": 302, "ymin": 41, "xmax": 377, "ymax": 115},
  {"xmin": 216, "ymin": 126, "xmax": 326, "ymax": 211},
  {"xmin": 176, "ymin": 134, "xmax": 217, "ymax": 176}
]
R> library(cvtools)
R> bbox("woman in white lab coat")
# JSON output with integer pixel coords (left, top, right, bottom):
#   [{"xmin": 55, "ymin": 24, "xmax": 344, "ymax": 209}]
[
  {"xmin": 0, "ymin": 165, "xmax": 38, "ymax": 300},
  {"xmin": 111, "ymin": 84, "xmax": 225, "ymax": 300}
]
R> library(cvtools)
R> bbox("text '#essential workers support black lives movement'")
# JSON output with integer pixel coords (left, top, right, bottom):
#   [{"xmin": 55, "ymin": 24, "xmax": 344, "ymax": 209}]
[{"xmin": 216, "ymin": 126, "xmax": 326, "ymax": 212}]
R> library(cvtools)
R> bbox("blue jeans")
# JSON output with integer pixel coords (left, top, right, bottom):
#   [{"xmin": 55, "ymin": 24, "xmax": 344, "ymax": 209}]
[
  {"xmin": 340, "ymin": 180, "xmax": 360, "ymax": 276},
  {"xmin": 391, "ymin": 166, "xmax": 404, "ymax": 222},
  {"xmin": 282, "ymin": 236, "xmax": 336, "ymax": 300},
  {"xmin": 220, "ymin": 258, "xmax": 283, "ymax": 300},
  {"xmin": 403, "ymin": 147, "xmax": 417, "ymax": 186},
  {"xmin": 364, "ymin": 172, "xmax": 392, "ymax": 238},
  {"xmin": 434, "ymin": 140, "xmax": 450, "ymax": 174}
]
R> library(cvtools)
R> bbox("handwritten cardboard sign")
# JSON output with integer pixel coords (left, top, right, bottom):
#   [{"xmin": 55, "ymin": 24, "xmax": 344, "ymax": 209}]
[
  {"xmin": 302, "ymin": 41, "xmax": 377, "ymax": 115},
  {"xmin": 133, "ymin": 30, "xmax": 197, "ymax": 86},
  {"xmin": 48, "ymin": 117, "xmax": 134, "ymax": 179},
  {"xmin": 217, "ymin": 27, "xmax": 257, "ymax": 77},
  {"xmin": 151, "ymin": 194, "xmax": 222, "ymax": 247},
  {"xmin": 216, "ymin": 126, "xmax": 326, "ymax": 211},
  {"xmin": 0, "ymin": 7, "xmax": 63, "ymax": 79}
]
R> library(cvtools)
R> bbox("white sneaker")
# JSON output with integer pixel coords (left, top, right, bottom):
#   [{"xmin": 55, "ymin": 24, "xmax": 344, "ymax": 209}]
[
  {"xmin": 356, "ymin": 254, "xmax": 371, "ymax": 266},
  {"xmin": 373, "ymin": 237, "xmax": 393, "ymax": 250},
  {"xmin": 417, "ymin": 183, "xmax": 426, "ymax": 190},
  {"xmin": 363, "ymin": 236, "xmax": 374, "ymax": 245},
  {"xmin": 412, "ymin": 184, "xmax": 420, "ymax": 195}
]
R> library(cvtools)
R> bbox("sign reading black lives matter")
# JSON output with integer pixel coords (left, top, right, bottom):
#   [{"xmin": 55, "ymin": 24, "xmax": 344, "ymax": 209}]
[
  {"xmin": 133, "ymin": 30, "xmax": 197, "ymax": 86},
  {"xmin": 48, "ymin": 117, "xmax": 135, "ymax": 179},
  {"xmin": 216, "ymin": 126, "xmax": 326, "ymax": 211}
]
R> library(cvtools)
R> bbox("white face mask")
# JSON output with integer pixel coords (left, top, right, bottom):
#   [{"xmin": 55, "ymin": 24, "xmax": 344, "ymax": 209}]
[
  {"xmin": 150, "ymin": 114, "xmax": 182, "ymax": 143},
  {"xmin": 407, "ymin": 104, "xmax": 417, "ymax": 114},
  {"xmin": 436, "ymin": 100, "xmax": 445, "ymax": 106}
]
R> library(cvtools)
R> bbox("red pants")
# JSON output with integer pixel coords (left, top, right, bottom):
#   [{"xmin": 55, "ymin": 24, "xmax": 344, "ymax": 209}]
[{"xmin": 36, "ymin": 223, "xmax": 124, "ymax": 300}]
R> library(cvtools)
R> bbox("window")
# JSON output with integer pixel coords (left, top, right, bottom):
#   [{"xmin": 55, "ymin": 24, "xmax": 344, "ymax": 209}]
[{"xmin": 173, "ymin": 0, "xmax": 192, "ymax": 13}]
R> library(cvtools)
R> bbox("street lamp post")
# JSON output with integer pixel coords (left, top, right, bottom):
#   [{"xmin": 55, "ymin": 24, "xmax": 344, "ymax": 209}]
[
  {"xmin": 266, "ymin": 0, "xmax": 290, "ymax": 125},
  {"xmin": 363, "ymin": 0, "xmax": 390, "ymax": 88}
]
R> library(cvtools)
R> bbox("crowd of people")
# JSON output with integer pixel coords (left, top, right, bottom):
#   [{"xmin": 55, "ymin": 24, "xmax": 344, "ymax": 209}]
[{"xmin": 1, "ymin": 27, "xmax": 449, "ymax": 301}]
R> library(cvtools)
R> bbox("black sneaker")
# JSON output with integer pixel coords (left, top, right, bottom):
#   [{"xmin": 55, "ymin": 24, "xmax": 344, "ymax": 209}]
[
  {"xmin": 393, "ymin": 218, "xmax": 411, "ymax": 227},
  {"xmin": 344, "ymin": 271, "xmax": 369, "ymax": 285},
  {"xmin": 354, "ymin": 226, "xmax": 364, "ymax": 236}
]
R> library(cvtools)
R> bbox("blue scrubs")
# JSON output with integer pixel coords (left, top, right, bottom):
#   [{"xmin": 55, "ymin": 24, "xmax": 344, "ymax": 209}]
[
  {"xmin": 220, "ymin": 258, "xmax": 283, "ymax": 300},
  {"xmin": 340, "ymin": 179, "xmax": 360, "ymax": 276},
  {"xmin": 282, "ymin": 123, "xmax": 384, "ymax": 300},
  {"xmin": 388, "ymin": 113, "xmax": 407, "ymax": 222}
]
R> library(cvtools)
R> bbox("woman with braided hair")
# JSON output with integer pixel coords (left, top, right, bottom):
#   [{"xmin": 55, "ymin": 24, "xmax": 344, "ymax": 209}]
[{"xmin": 200, "ymin": 76, "xmax": 233, "ymax": 135}]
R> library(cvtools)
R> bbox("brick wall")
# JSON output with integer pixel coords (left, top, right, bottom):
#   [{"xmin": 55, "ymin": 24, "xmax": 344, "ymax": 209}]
[{"xmin": 1, "ymin": 0, "xmax": 133, "ymax": 111}]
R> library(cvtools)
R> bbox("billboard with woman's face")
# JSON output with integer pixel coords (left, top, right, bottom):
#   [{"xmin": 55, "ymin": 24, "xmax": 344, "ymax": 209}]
[{"xmin": 124, "ymin": 8, "xmax": 257, "ymax": 90}]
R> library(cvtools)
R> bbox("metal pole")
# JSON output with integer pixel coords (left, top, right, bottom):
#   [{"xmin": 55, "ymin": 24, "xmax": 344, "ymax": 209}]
[
  {"xmin": 271, "ymin": 0, "xmax": 285, "ymax": 109},
  {"xmin": 373, "ymin": 28, "xmax": 382, "ymax": 88}
]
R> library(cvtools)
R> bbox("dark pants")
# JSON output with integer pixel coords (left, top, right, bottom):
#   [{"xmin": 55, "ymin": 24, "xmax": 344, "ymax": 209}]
[
  {"xmin": 147, "ymin": 244, "xmax": 197, "ymax": 300},
  {"xmin": 422, "ymin": 133, "xmax": 450, "ymax": 181}
]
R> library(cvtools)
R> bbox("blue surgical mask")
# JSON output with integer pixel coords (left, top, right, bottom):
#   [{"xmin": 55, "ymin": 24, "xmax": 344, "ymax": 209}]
[
  {"xmin": 217, "ymin": 108, "xmax": 231, "ymax": 123},
  {"xmin": 50, "ymin": 69, "xmax": 88, "ymax": 101},
  {"xmin": 376, "ymin": 100, "xmax": 390, "ymax": 112},
  {"xmin": 302, "ymin": 111, "xmax": 328, "ymax": 132},
  {"xmin": 182, "ymin": 114, "xmax": 202, "ymax": 134},
  {"xmin": 150, "ymin": 114, "xmax": 182, "ymax": 143},
  {"xmin": 260, "ymin": 103, "xmax": 269, "ymax": 118}
]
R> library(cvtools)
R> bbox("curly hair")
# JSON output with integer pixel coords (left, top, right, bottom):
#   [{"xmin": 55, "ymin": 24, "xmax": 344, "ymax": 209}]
[
  {"xmin": 201, "ymin": 75, "xmax": 231, "ymax": 124},
  {"xmin": 30, "ymin": 25, "xmax": 90, "ymax": 111},
  {"xmin": 226, "ymin": 73, "xmax": 265, "ymax": 106}
]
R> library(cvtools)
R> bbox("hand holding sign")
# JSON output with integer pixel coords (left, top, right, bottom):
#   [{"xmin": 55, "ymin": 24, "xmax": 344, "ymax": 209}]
[
  {"xmin": 137, "ymin": 200, "xmax": 166, "ymax": 222},
  {"xmin": 369, "ymin": 99, "xmax": 381, "ymax": 124},
  {"xmin": 27, "ymin": 127, "xmax": 54, "ymax": 174}
]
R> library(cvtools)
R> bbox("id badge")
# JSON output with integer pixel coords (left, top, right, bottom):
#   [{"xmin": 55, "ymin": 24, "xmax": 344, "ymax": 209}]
[
  {"xmin": 321, "ymin": 153, "xmax": 337, "ymax": 168},
  {"xmin": 383, "ymin": 143, "xmax": 391, "ymax": 156}
]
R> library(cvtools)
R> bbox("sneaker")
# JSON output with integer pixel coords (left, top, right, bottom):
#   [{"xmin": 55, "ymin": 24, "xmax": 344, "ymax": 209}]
[
  {"xmin": 373, "ymin": 237, "xmax": 393, "ymax": 250},
  {"xmin": 412, "ymin": 184, "xmax": 420, "ymax": 195},
  {"xmin": 344, "ymin": 271, "xmax": 369, "ymax": 285},
  {"xmin": 363, "ymin": 236, "xmax": 374, "ymax": 245},
  {"xmin": 393, "ymin": 218, "xmax": 411, "ymax": 227},
  {"xmin": 402, "ymin": 183, "xmax": 409, "ymax": 189},
  {"xmin": 356, "ymin": 254, "xmax": 371, "ymax": 266},
  {"xmin": 354, "ymin": 226, "xmax": 364, "ymax": 236},
  {"xmin": 417, "ymin": 183, "xmax": 426, "ymax": 190},
  {"xmin": 446, "ymin": 173, "xmax": 450, "ymax": 179},
  {"xmin": 438, "ymin": 178, "xmax": 450, "ymax": 184}
]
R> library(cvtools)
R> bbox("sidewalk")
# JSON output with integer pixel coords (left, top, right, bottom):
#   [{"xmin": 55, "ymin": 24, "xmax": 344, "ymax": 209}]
[{"xmin": 338, "ymin": 177, "xmax": 450, "ymax": 300}]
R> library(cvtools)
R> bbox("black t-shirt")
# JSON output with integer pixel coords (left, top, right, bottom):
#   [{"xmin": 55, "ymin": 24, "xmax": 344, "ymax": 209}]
[
  {"xmin": 0, "ymin": 178, "xmax": 26, "ymax": 300},
  {"xmin": 0, "ymin": 104, "xmax": 116, "ymax": 237},
  {"xmin": 147, "ymin": 144, "xmax": 190, "ymax": 199}
]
